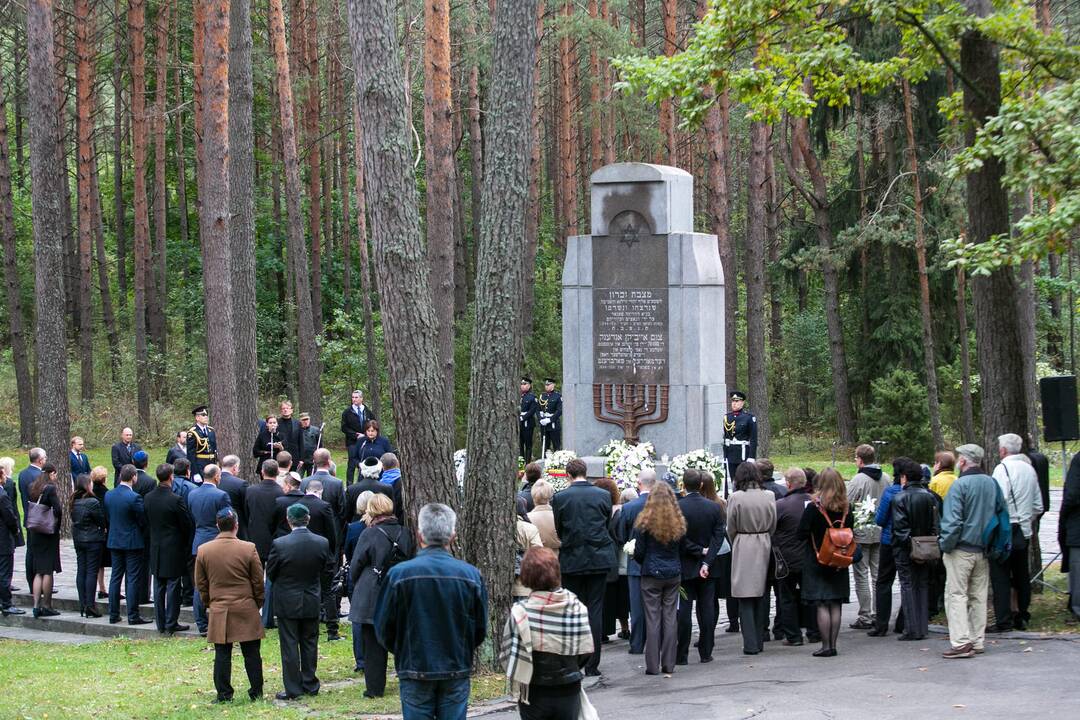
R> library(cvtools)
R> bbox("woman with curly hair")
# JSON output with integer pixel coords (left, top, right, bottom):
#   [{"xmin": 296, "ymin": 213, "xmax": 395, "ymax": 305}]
[
  {"xmin": 727, "ymin": 462, "xmax": 777, "ymax": 655},
  {"xmin": 631, "ymin": 482, "xmax": 687, "ymax": 675}
]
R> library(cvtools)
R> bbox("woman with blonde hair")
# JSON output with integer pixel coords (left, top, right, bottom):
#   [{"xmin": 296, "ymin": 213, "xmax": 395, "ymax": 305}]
[
  {"xmin": 349, "ymin": 492, "xmax": 413, "ymax": 697},
  {"xmin": 631, "ymin": 482, "xmax": 687, "ymax": 675},
  {"xmin": 89, "ymin": 466, "xmax": 111, "ymax": 597},
  {"xmin": 798, "ymin": 468, "xmax": 854, "ymax": 657},
  {"xmin": 527, "ymin": 480, "xmax": 561, "ymax": 554}
]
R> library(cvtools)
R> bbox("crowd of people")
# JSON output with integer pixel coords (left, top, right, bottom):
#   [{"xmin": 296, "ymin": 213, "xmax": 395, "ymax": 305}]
[{"xmin": 0, "ymin": 411, "xmax": 1073, "ymax": 718}]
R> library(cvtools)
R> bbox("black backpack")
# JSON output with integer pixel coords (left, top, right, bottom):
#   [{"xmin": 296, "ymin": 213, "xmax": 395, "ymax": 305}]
[{"xmin": 372, "ymin": 525, "xmax": 409, "ymax": 584}]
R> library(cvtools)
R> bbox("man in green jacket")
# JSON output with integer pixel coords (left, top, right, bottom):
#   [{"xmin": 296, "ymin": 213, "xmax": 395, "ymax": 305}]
[{"xmin": 938, "ymin": 444, "xmax": 1007, "ymax": 660}]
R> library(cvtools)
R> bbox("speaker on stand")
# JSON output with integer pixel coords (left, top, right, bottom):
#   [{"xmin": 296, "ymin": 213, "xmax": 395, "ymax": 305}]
[{"xmin": 1035, "ymin": 376, "xmax": 1077, "ymax": 593}]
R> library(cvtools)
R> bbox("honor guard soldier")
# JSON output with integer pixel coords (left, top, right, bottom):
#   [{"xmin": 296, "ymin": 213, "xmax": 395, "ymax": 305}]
[
  {"xmin": 187, "ymin": 405, "xmax": 219, "ymax": 481},
  {"xmin": 538, "ymin": 378, "xmax": 563, "ymax": 455},
  {"xmin": 722, "ymin": 391, "xmax": 757, "ymax": 496},
  {"xmin": 518, "ymin": 377, "xmax": 540, "ymax": 461}
]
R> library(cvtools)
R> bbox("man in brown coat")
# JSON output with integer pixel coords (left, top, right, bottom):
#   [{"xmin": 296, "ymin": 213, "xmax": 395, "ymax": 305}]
[{"xmin": 194, "ymin": 508, "xmax": 265, "ymax": 703}]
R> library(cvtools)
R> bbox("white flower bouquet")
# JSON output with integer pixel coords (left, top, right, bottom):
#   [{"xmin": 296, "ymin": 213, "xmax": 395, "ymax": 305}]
[
  {"xmin": 454, "ymin": 448, "xmax": 467, "ymax": 488},
  {"xmin": 668, "ymin": 449, "xmax": 725, "ymax": 487},
  {"xmin": 622, "ymin": 538, "xmax": 637, "ymax": 556},
  {"xmin": 853, "ymin": 496, "xmax": 878, "ymax": 529},
  {"xmin": 544, "ymin": 449, "xmax": 577, "ymax": 471},
  {"xmin": 600, "ymin": 441, "xmax": 655, "ymax": 490}
]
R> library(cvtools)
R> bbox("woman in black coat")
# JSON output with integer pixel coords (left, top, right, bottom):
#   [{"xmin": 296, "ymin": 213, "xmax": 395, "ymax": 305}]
[
  {"xmin": 798, "ymin": 468, "xmax": 854, "ymax": 657},
  {"xmin": 71, "ymin": 474, "xmax": 107, "ymax": 617},
  {"xmin": 350, "ymin": 420, "xmax": 395, "ymax": 465},
  {"xmin": 27, "ymin": 464, "xmax": 63, "ymax": 617},
  {"xmin": 348, "ymin": 493, "xmax": 413, "ymax": 698},
  {"xmin": 90, "ymin": 466, "xmax": 111, "ymax": 596},
  {"xmin": 891, "ymin": 459, "xmax": 941, "ymax": 641}
]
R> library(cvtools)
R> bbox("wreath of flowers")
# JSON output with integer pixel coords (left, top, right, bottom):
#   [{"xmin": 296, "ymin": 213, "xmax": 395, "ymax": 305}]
[
  {"xmin": 598, "ymin": 440, "xmax": 655, "ymax": 490},
  {"xmin": 668, "ymin": 449, "xmax": 725, "ymax": 488}
]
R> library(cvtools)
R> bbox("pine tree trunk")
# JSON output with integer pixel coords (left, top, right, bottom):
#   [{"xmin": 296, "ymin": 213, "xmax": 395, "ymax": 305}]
[
  {"xmin": 229, "ymin": 0, "xmax": 261, "ymax": 448},
  {"xmin": 351, "ymin": 100, "xmax": 382, "ymax": 420},
  {"xmin": 423, "ymin": 0, "xmax": 457, "ymax": 397},
  {"xmin": 765, "ymin": 140, "xmax": 783, "ymax": 350},
  {"xmin": 557, "ymin": 0, "xmax": 578, "ymax": 239},
  {"xmin": 113, "ymin": 0, "xmax": 127, "ymax": 312},
  {"xmin": 149, "ymin": 1, "xmax": 169, "ymax": 369},
  {"xmin": 463, "ymin": 0, "xmax": 539, "ymax": 664},
  {"xmin": 901, "ymin": 78, "xmax": 944, "ymax": 450},
  {"xmin": 173, "ymin": 16, "xmax": 192, "ymax": 358},
  {"xmin": 75, "ymin": 0, "xmax": 96, "ymax": 400},
  {"xmin": 347, "ymin": 0, "xmax": 457, "ymax": 521},
  {"xmin": 955, "ymin": 267, "xmax": 977, "ymax": 442},
  {"xmin": 587, "ymin": 0, "xmax": 602, "ymax": 172},
  {"xmin": 960, "ymin": 1, "xmax": 1030, "ymax": 458},
  {"xmin": 705, "ymin": 87, "xmax": 736, "ymax": 388},
  {"xmin": 298, "ymin": 0, "xmax": 323, "ymax": 335},
  {"xmin": 129, "ymin": 0, "xmax": 152, "ymax": 428},
  {"xmin": 465, "ymin": 1, "xmax": 484, "ymax": 261},
  {"xmin": 268, "ymin": 0, "xmax": 322, "ymax": 428},
  {"xmin": 746, "ymin": 120, "xmax": 770, "ymax": 455},
  {"xmin": 28, "ymin": 0, "xmax": 72, "ymax": 527},
  {"xmin": 521, "ymin": 0, "xmax": 545, "ymax": 341},
  {"xmin": 658, "ymin": 0, "xmax": 676, "ymax": 164},
  {"xmin": 55, "ymin": 11, "xmax": 79, "ymax": 334},
  {"xmin": 89, "ymin": 150, "xmax": 120, "ymax": 383},
  {"xmin": 0, "ymin": 66, "xmax": 36, "ymax": 444},
  {"xmin": 601, "ymin": 0, "xmax": 616, "ymax": 165}
]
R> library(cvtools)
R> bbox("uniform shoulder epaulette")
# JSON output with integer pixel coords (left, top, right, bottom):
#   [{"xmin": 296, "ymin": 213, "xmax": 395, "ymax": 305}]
[
  {"xmin": 188, "ymin": 425, "xmax": 198, "ymax": 433},
  {"xmin": 206, "ymin": 425, "xmax": 215, "ymax": 431}
]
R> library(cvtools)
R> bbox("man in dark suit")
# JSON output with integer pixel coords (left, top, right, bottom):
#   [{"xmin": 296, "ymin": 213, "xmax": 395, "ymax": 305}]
[
  {"xmin": 551, "ymin": 458, "xmax": 615, "ymax": 676},
  {"xmin": 344, "ymin": 473, "xmax": 394, "ymax": 524},
  {"xmin": 614, "ymin": 468, "xmax": 655, "ymax": 654},
  {"xmin": 676, "ymin": 469, "xmax": 726, "ymax": 664},
  {"xmin": 275, "ymin": 476, "xmax": 339, "ymax": 641},
  {"xmin": 104, "ymin": 465, "xmax": 150, "ymax": 625},
  {"xmin": 277, "ymin": 400, "xmax": 303, "ymax": 465},
  {"xmin": 273, "ymin": 476, "xmax": 308, "ymax": 537},
  {"xmin": 188, "ymin": 464, "xmax": 232, "ymax": 635},
  {"xmin": 111, "ymin": 428, "xmax": 141, "ymax": 486},
  {"xmin": 132, "ymin": 452, "xmax": 156, "ymax": 496},
  {"xmin": 247, "ymin": 460, "xmax": 285, "ymax": 629},
  {"xmin": 144, "ymin": 464, "xmax": 194, "ymax": 634},
  {"xmin": 0, "ymin": 468, "xmax": 25, "ymax": 615},
  {"xmin": 218, "ymin": 456, "xmax": 249, "ymax": 541},
  {"xmin": 303, "ymin": 449, "xmax": 346, "ymax": 533},
  {"xmin": 170, "ymin": 457, "xmax": 197, "ymax": 606},
  {"xmin": 166, "ymin": 430, "xmax": 189, "ymax": 465},
  {"xmin": 266, "ymin": 503, "xmax": 334, "ymax": 700},
  {"xmin": 69, "ymin": 436, "xmax": 91, "ymax": 477},
  {"xmin": 340, "ymin": 390, "xmax": 376, "ymax": 485}
]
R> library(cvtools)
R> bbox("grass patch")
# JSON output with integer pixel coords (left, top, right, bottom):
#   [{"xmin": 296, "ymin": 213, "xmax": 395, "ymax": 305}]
[
  {"xmin": 0, "ymin": 625, "xmax": 507, "ymax": 719},
  {"xmin": 931, "ymin": 564, "xmax": 1077, "ymax": 634}
]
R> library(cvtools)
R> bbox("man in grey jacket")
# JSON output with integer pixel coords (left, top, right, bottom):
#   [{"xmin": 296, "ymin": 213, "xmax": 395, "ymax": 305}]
[
  {"xmin": 847, "ymin": 444, "xmax": 889, "ymax": 629},
  {"xmin": 939, "ymin": 444, "xmax": 1007, "ymax": 659}
]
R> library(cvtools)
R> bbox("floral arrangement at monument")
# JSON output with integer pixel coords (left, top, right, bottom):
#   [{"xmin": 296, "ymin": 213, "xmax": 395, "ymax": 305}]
[
  {"xmin": 667, "ymin": 449, "xmax": 725, "ymax": 486},
  {"xmin": 542, "ymin": 449, "xmax": 577, "ymax": 492},
  {"xmin": 598, "ymin": 439, "xmax": 656, "ymax": 490}
]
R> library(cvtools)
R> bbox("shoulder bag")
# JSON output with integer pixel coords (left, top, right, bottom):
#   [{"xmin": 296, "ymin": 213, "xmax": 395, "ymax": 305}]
[
  {"xmin": 26, "ymin": 497, "xmax": 58, "ymax": 535},
  {"xmin": 909, "ymin": 498, "xmax": 941, "ymax": 563}
]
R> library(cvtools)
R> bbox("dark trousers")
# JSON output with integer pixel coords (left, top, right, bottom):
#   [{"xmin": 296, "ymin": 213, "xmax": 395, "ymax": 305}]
[
  {"xmin": 561, "ymin": 572, "xmax": 605, "ymax": 673},
  {"xmin": 360, "ymin": 622, "xmax": 388, "ymax": 696},
  {"xmin": 677, "ymin": 576, "xmax": 716, "ymax": 662},
  {"xmin": 738, "ymin": 595, "xmax": 767, "ymax": 654},
  {"xmin": 213, "ymin": 639, "xmax": 263, "ymax": 701},
  {"xmin": 539, "ymin": 429, "xmax": 561, "ymax": 453},
  {"xmin": 776, "ymin": 570, "xmax": 818, "ymax": 641},
  {"xmin": 346, "ymin": 448, "xmax": 358, "ymax": 486},
  {"xmin": 180, "ymin": 555, "xmax": 195, "ymax": 606},
  {"xmin": 726, "ymin": 597, "xmax": 739, "ymax": 629},
  {"xmin": 895, "ymin": 549, "xmax": 930, "ymax": 638},
  {"xmin": 0, "ymin": 551, "xmax": 13, "ymax": 607},
  {"xmin": 261, "ymin": 576, "xmax": 275, "ymax": 628},
  {"xmin": 518, "ymin": 682, "xmax": 581, "ymax": 720},
  {"xmin": 278, "ymin": 616, "xmax": 320, "ymax": 697},
  {"xmin": 990, "ymin": 540, "xmax": 1032, "ymax": 627},
  {"xmin": 627, "ymin": 574, "xmax": 646, "ymax": 653},
  {"xmin": 873, "ymin": 543, "xmax": 903, "ymax": 633},
  {"xmin": 323, "ymin": 567, "xmax": 340, "ymax": 638},
  {"xmin": 74, "ymin": 541, "xmax": 103, "ymax": 609},
  {"xmin": 154, "ymin": 575, "xmax": 182, "ymax": 632},
  {"xmin": 399, "ymin": 677, "xmax": 470, "ymax": 720},
  {"xmin": 109, "ymin": 548, "xmax": 145, "ymax": 622},
  {"xmin": 641, "ymin": 575, "xmax": 679, "ymax": 674},
  {"xmin": 351, "ymin": 621, "xmax": 366, "ymax": 670},
  {"xmin": 519, "ymin": 425, "xmax": 534, "ymax": 462}
]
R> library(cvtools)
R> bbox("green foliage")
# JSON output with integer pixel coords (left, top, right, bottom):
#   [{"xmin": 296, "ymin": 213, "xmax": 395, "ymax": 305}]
[{"xmin": 862, "ymin": 368, "xmax": 935, "ymax": 459}]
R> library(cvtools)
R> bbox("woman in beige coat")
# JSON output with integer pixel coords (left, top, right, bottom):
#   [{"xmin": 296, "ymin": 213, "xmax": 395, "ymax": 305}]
[
  {"xmin": 526, "ymin": 480, "xmax": 561, "ymax": 554},
  {"xmin": 727, "ymin": 462, "xmax": 777, "ymax": 655}
]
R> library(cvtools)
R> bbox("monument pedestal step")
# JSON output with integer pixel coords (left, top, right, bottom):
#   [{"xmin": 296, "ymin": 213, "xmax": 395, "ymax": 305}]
[
  {"xmin": 9, "ymin": 591, "xmax": 196, "ymax": 624},
  {"xmin": 0, "ymin": 607, "xmax": 202, "ymax": 639}
]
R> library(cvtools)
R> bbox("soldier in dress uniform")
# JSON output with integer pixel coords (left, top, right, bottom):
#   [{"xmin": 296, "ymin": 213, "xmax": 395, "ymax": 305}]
[
  {"xmin": 518, "ymin": 377, "xmax": 540, "ymax": 462},
  {"xmin": 538, "ymin": 378, "xmax": 563, "ymax": 455},
  {"xmin": 722, "ymin": 391, "xmax": 758, "ymax": 497},
  {"xmin": 187, "ymin": 406, "xmax": 219, "ymax": 481}
]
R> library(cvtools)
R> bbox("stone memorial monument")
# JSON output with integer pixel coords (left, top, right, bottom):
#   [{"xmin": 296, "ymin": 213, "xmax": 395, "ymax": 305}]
[{"xmin": 561, "ymin": 163, "xmax": 726, "ymax": 458}]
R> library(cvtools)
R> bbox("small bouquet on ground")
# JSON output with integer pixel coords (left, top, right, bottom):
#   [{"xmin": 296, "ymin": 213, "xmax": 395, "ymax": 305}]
[
  {"xmin": 668, "ymin": 449, "xmax": 725, "ymax": 488},
  {"xmin": 600, "ymin": 440, "xmax": 655, "ymax": 490},
  {"xmin": 853, "ymin": 496, "xmax": 878, "ymax": 529}
]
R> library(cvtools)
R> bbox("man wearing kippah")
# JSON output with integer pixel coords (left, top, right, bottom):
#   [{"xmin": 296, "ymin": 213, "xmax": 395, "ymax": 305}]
[{"xmin": 266, "ymin": 503, "xmax": 335, "ymax": 700}]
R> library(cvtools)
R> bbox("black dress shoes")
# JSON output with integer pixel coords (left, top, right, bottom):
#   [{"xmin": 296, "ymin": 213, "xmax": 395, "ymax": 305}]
[
  {"xmin": 97, "ymin": 591, "xmax": 109, "ymax": 599},
  {"xmin": 275, "ymin": 691, "xmax": 298, "ymax": 701},
  {"xmin": 167, "ymin": 623, "xmax": 191, "ymax": 633},
  {"xmin": 128, "ymin": 617, "xmax": 151, "ymax": 625},
  {"xmin": 866, "ymin": 628, "xmax": 889, "ymax": 637}
]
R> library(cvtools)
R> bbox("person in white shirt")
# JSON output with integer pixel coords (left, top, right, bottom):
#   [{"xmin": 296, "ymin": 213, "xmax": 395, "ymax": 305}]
[{"xmin": 988, "ymin": 433, "xmax": 1044, "ymax": 631}]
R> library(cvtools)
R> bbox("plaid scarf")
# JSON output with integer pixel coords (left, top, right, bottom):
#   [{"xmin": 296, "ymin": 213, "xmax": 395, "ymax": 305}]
[{"xmin": 502, "ymin": 588, "xmax": 594, "ymax": 704}]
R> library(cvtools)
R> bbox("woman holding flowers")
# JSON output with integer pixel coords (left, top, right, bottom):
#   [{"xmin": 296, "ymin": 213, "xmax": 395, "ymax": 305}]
[{"xmin": 631, "ymin": 482, "xmax": 687, "ymax": 675}]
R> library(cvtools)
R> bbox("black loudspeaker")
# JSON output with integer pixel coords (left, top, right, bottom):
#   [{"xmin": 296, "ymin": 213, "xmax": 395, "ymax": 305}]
[{"xmin": 1041, "ymin": 375, "xmax": 1079, "ymax": 443}]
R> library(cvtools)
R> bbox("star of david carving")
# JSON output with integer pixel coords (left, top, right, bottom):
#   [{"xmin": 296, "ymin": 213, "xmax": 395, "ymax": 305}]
[{"xmin": 619, "ymin": 223, "xmax": 641, "ymax": 250}]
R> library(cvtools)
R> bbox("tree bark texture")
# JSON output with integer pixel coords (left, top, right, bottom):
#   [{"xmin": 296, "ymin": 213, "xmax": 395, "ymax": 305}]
[
  {"xmin": 956, "ymin": 267, "xmax": 977, "ymax": 442},
  {"xmin": 463, "ymin": 0, "xmax": 539, "ymax": 664},
  {"xmin": 348, "ymin": 0, "xmax": 457, "ymax": 521},
  {"xmin": 149, "ymin": 0, "xmax": 169, "ymax": 365},
  {"xmin": 298, "ymin": 0, "xmax": 323, "ymax": 334},
  {"xmin": 352, "ymin": 100, "xmax": 382, "ymax": 421},
  {"xmin": 588, "ymin": 0, "xmax": 602, "ymax": 173},
  {"xmin": 521, "ymin": 0, "xmax": 545, "ymax": 341},
  {"xmin": 198, "ymin": 0, "xmax": 243, "ymax": 455},
  {"xmin": 28, "ymin": 0, "xmax": 72, "ymax": 525},
  {"xmin": 423, "ymin": 0, "xmax": 457, "ymax": 396},
  {"xmin": 658, "ymin": 0, "xmax": 676, "ymax": 164},
  {"xmin": 129, "ymin": 0, "xmax": 153, "ymax": 427},
  {"xmin": 113, "ymin": 0, "xmax": 127, "ymax": 311},
  {"xmin": 268, "ymin": 0, "xmax": 322, "ymax": 427},
  {"xmin": 901, "ymin": 79, "xmax": 944, "ymax": 450},
  {"xmin": 229, "ymin": 0, "xmax": 262, "ymax": 446},
  {"xmin": 465, "ymin": 1, "xmax": 484, "ymax": 259},
  {"xmin": 557, "ymin": 0, "xmax": 578, "ymax": 239},
  {"xmin": 746, "ymin": 121, "xmax": 770, "ymax": 456},
  {"xmin": 0, "ymin": 64, "xmax": 36, "ymax": 444},
  {"xmin": 960, "ymin": 2, "xmax": 1029, "ymax": 459},
  {"xmin": 90, "ymin": 149, "xmax": 121, "ymax": 382},
  {"xmin": 75, "ymin": 0, "xmax": 95, "ymax": 400}
]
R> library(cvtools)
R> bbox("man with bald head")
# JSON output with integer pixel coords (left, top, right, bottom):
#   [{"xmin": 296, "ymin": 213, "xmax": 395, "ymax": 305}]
[{"xmin": 111, "ymin": 428, "xmax": 141, "ymax": 485}]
